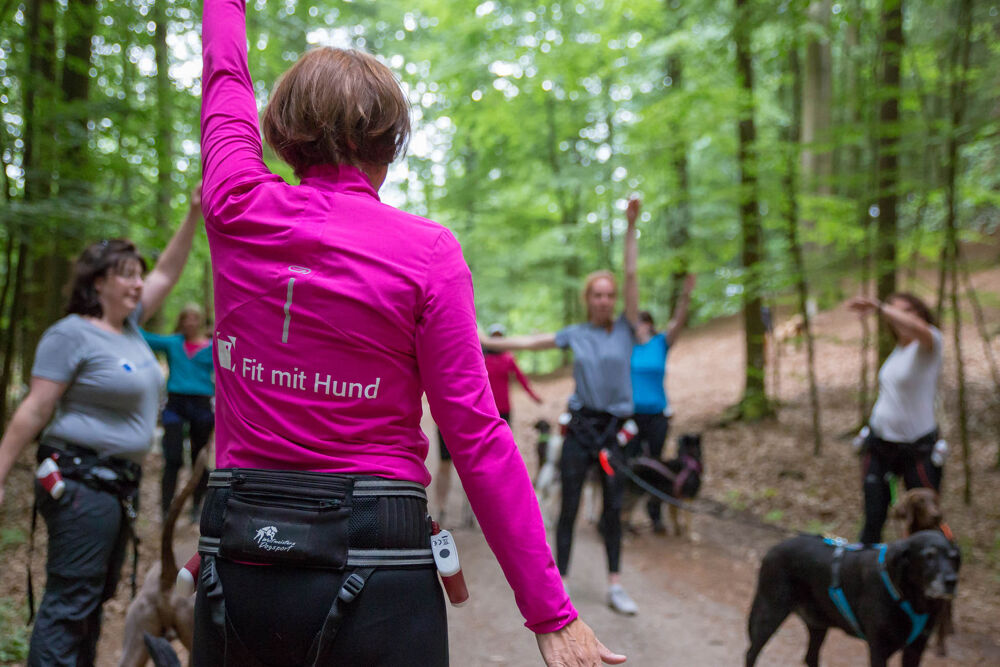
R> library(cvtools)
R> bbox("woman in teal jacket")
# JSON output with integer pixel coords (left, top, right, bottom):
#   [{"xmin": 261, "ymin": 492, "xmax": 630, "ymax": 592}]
[{"xmin": 142, "ymin": 303, "xmax": 214, "ymax": 518}]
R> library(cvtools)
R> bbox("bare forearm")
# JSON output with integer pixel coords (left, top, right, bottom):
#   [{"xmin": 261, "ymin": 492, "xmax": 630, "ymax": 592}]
[
  {"xmin": 880, "ymin": 303, "xmax": 934, "ymax": 348},
  {"xmin": 0, "ymin": 403, "xmax": 51, "ymax": 485},
  {"xmin": 154, "ymin": 210, "xmax": 199, "ymax": 283},
  {"xmin": 666, "ymin": 288, "xmax": 693, "ymax": 342},
  {"xmin": 482, "ymin": 333, "xmax": 557, "ymax": 352},
  {"xmin": 623, "ymin": 225, "xmax": 639, "ymax": 325}
]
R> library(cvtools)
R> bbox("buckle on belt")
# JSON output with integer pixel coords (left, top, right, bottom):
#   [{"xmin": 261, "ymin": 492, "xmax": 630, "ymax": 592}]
[{"xmin": 338, "ymin": 572, "xmax": 366, "ymax": 603}]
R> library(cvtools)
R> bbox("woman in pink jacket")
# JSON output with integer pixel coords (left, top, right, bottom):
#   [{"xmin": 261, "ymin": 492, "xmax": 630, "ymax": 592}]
[{"xmin": 195, "ymin": 2, "xmax": 624, "ymax": 665}]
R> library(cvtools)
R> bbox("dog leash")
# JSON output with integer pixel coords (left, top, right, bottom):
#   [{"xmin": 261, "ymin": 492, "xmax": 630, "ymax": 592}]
[{"xmin": 600, "ymin": 449, "xmax": 696, "ymax": 512}]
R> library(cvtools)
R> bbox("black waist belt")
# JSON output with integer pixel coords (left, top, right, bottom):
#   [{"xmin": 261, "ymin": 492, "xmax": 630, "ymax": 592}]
[
  {"xmin": 37, "ymin": 441, "xmax": 142, "ymax": 489},
  {"xmin": 198, "ymin": 468, "xmax": 434, "ymax": 568},
  {"xmin": 869, "ymin": 428, "xmax": 938, "ymax": 450}
]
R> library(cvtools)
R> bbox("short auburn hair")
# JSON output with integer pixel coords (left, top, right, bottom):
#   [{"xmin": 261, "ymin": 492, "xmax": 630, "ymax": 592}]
[
  {"xmin": 262, "ymin": 47, "xmax": 410, "ymax": 176},
  {"xmin": 65, "ymin": 239, "xmax": 147, "ymax": 318}
]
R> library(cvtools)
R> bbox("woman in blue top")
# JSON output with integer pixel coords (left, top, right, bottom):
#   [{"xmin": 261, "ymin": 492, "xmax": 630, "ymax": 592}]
[
  {"xmin": 142, "ymin": 303, "xmax": 214, "ymax": 518},
  {"xmin": 629, "ymin": 273, "xmax": 694, "ymax": 532}
]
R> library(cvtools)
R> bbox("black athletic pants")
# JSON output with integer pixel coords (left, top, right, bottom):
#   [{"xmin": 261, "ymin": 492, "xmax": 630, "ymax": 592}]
[
  {"xmin": 859, "ymin": 429, "xmax": 942, "ymax": 544},
  {"xmin": 28, "ymin": 479, "xmax": 129, "ymax": 667},
  {"xmin": 627, "ymin": 412, "xmax": 670, "ymax": 524},
  {"xmin": 557, "ymin": 409, "xmax": 625, "ymax": 575},
  {"xmin": 192, "ymin": 561, "xmax": 448, "ymax": 666},
  {"xmin": 161, "ymin": 392, "xmax": 213, "ymax": 517}
]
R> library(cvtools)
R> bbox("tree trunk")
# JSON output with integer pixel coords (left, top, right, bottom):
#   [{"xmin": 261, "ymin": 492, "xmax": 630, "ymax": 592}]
[
  {"xmin": 154, "ymin": 0, "xmax": 173, "ymax": 232},
  {"xmin": 0, "ymin": 242, "xmax": 27, "ymax": 426},
  {"xmin": 874, "ymin": 0, "xmax": 903, "ymax": 363},
  {"xmin": 786, "ymin": 45, "xmax": 824, "ymax": 455},
  {"xmin": 801, "ymin": 0, "xmax": 833, "ymax": 196},
  {"xmin": 20, "ymin": 0, "xmax": 57, "ymax": 377},
  {"xmin": 667, "ymin": 55, "xmax": 691, "ymax": 315},
  {"xmin": 943, "ymin": 0, "xmax": 974, "ymax": 503},
  {"xmin": 733, "ymin": 0, "xmax": 771, "ymax": 420}
]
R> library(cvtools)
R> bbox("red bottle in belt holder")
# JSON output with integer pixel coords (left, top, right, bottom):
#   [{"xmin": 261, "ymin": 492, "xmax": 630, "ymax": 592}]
[
  {"xmin": 431, "ymin": 521, "xmax": 469, "ymax": 606},
  {"xmin": 36, "ymin": 457, "xmax": 65, "ymax": 499}
]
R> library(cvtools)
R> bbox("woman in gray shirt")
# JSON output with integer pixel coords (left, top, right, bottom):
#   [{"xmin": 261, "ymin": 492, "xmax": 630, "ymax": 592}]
[
  {"xmin": 485, "ymin": 198, "xmax": 641, "ymax": 616},
  {"xmin": 847, "ymin": 292, "xmax": 943, "ymax": 544},
  {"xmin": 0, "ymin": 187, "xmax": 202, "ymax": 666}
]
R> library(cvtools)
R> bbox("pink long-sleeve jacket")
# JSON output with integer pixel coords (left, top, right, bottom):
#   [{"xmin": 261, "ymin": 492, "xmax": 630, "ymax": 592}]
[{"xmin": 201, "ymin": 0, "xmax": 574, "ymax": 634}]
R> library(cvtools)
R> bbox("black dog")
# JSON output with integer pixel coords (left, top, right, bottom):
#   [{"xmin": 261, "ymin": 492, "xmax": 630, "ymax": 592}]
[
  {"xmin": 746, "ymin": 530, "xmax": 960, "ymax": 667},
  {"xmin": 622, "ymin": 433, "xmax": 703, "ymax": 535}
]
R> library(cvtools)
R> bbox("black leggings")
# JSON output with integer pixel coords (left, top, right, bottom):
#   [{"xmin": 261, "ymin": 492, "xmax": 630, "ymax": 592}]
[
  {"xmin": 557, "ymin": 410, "xmax": 625, "ymax": 575},
  {"xmin": 161, "ymin": 393, "xmax": 213, "ymax": 517},
  {"xmin": 859, "ymin": 430, "xmax": 942, "ymax": 544},
  {"xmin": 627, "ymin": 413, "xmax": 670, "ymax": 523},
  {"xmin": 193, "ymin": 561, "xmax": 448, "ymax": 666}
]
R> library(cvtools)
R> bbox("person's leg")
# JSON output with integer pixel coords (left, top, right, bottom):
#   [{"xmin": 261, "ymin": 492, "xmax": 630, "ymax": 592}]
[
  {"xmin": 859, "ymin": 445, "xmax": 892, "ymax": 544},
  {"xmin": 645, "ymin": 415, "xmax": 670, "ymax": 527},
  {"xmin": 28, "ymin": 481, "xmax": 123, "ymax": 667},
  {"xmin": 161, "ymin": 398, "xmax": 186, "ymax": 518},
  {"xmin": 902, "ymin": 439, "xmax": 943, "ymax": 493},
  {"xmin": 556, "ymin": 434, "xmax": 591, "ymax": 576},
  {"xmin": 600, "ymin": 461, "xmax": 625, "ymax": 574}
]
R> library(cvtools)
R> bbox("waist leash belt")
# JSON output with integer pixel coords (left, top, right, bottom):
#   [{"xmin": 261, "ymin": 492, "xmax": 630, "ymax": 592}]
[
  {"xmin": 27, "ymin": 443, "xmax": 142, "ymax": 624},
  {"xmin": 569, "ymin": 410, "xmax": 621, "ymax": 457},
  {"xmin": 825, "ymin": 537, "xmax": 928, "ymax": 645},
  {"xmin": 198, "ymin": 469, "xmax": 435, "ymax": 666}
]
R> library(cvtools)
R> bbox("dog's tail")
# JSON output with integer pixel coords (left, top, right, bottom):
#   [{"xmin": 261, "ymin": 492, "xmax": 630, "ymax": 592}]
[{"xmin": 160, "ymin": 446, "xmax": 210, "ymax": 594}]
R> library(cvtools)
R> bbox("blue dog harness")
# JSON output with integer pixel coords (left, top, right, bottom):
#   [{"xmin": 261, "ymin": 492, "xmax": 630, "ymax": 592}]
[{"xmin": 825, "ymin": 538, "xmax": 929, "ymax": 645}]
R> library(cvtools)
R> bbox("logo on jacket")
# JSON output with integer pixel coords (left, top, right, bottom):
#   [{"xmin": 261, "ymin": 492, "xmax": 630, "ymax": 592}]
[{"xmin": 217, "ymin": 334, "xmax": 237, "ymax": 371}]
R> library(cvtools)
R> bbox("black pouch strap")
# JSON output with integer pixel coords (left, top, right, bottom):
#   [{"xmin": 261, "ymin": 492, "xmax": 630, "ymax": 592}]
[
  {"xmin": 305, "ymin": 567, "xmax": 376, "ymax": 667},
  {"xmin": 202, "ymin": 554, "xmax": 227, "ymax": 629},
  {"xmin": 26, "ymin": 499, "xmax": 38, "ymax": 625}
]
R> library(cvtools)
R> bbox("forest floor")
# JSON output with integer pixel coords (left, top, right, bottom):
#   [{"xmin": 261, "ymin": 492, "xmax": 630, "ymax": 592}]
[{"xmin": 1, "ymin": 262, "xmax": 999, "ymax": 665}]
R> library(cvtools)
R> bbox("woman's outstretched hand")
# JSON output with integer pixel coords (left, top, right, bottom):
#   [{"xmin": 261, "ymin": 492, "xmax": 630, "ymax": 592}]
[
  {"xmin": 626, "ymin": 198, "xmax": 641, "ymax": 227},
  {"xmin": 846, "ymin": 296, "xmax": 880, "ymax": 316},
  {"xmin": 536, "ymin": 619, "xmax": 627, "ymax": 666}
]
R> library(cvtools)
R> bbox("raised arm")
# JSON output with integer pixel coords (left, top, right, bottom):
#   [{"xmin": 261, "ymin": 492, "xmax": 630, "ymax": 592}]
[
  {"xmin": 846, "ymin": 296, "xmax": 935, "ymax": 350},
  {"xmin": 665, "ymin": 273, "xmax": 696, "ymax": 344},
  {"xmin": 139, "ymin": 185, "xmax": 202, "ymax": 325},
  {"xmin": 623, "ymin": 198, "xmax": 640, "ymax": 329},
  {"xmin": 201, "ymin": 0, "xmax": 278, "ymax": 218},
  {"xmin": 481, "ymin": 332, "xmax": 558, "ymax": 352}
]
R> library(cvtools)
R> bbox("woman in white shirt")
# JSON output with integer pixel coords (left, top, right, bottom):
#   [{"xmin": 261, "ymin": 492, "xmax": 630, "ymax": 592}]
[{"xmin": 847, "ymin": 292, "xmax": 943, "ymax": 543}]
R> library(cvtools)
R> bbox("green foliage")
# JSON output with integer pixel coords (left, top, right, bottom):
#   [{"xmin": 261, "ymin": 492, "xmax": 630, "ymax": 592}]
[
  {"xmin": 1, "ymin": 0, "xmax": 997, "ymax": 372},
  {"xmin": 0, "ymin": 526, "xmax": 26, "ymax": 552},
  {"xmin": 0, "ymin": 597, "xmax": 29, "ymax": 663}
]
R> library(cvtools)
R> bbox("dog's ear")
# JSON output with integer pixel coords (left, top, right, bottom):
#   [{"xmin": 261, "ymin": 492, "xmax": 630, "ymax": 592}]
[
  {"xmin": 887, "ymin": 539, "xmax": 913, "ymax": 588},
  {"xmin": 891, "ymin": 495, "xmax": 915, "ymax": 533}
]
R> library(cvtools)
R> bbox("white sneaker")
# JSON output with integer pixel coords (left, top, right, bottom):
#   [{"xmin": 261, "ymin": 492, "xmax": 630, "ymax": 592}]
[{"xmin": 607, "ymin": 584, "xmax": 638, "ymax": 615}]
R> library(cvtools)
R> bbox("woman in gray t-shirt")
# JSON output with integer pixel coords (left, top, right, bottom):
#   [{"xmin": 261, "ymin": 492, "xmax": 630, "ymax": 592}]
[
  {"xmin": 0, "ymin": 187, "xmax": 202, "ymax": 665},
  {"xmin": 485, "ymin": 198, "xmax": 642, "ymax": 616},
  {"xmin": 847, "ymin": 292, "xmax": 943, "ymax": 544}
]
